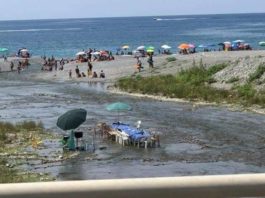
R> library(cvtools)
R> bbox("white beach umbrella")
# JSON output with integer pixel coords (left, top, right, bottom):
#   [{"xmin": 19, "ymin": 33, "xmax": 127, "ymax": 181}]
[
  {"xmin": 223, "ymin": 41, "xmax": 231, "ymax": 45},
  {"xmin": 76, "ymin": 51, "xmax": 86, "ymax": 56},
  {"xmin": 91, "ymin": 51, "xmax": 100, "ymax": 55},
  {"xmin": 122, "ymin": 45, "xmax": 130, "ymax": 50},
  {"xmin": 136, "ymin": 46, "xmax": 145, "ymax": 50},
  {"xmin": 161, "ymin": 45, "xmax": 171, "ymax": 49},
  {"xmin": 233, "ymin": 40, "xmax": 245, "ymax": 43}
]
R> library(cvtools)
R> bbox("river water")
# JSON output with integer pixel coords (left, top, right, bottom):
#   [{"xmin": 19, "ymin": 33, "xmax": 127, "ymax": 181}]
[{"xmin": 1, "ymin": 69, "xmax": 265, "ymax": 180}]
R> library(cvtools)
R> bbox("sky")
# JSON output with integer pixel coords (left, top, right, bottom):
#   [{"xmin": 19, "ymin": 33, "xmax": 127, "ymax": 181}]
[{"xmin": 1, "ymin": 0, "xmax": 265, "ymax": 20}]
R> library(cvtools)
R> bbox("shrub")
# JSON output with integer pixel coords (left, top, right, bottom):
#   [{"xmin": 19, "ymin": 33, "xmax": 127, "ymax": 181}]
[
  {"xmin": 248, "ymin": 63, "xmax": 265, "ymax": 82},
  {"xmin": 236, "ymin": 84, "xmax": 256, "ymax": 99},
  {"xmin": 207, "ymin": 63, "xmax": 228, "ymax": 76},
  {"xmin": 166, "ymin": 57, "xmax": 176, "ymax": 62}
]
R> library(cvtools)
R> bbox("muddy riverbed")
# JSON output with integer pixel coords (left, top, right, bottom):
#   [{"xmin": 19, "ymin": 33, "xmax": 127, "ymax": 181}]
[{"xmin": 1, "ymin": 70, "xmax": 265, "ymax": 180}]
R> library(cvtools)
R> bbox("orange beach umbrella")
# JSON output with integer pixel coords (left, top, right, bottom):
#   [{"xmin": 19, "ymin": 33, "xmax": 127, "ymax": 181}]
[{"xmin": 178, "ymin": 43, "xmax": 190, "ymax": 50}]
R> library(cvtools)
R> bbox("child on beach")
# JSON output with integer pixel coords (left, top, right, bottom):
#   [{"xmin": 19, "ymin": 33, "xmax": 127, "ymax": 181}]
[
  {"xmin": 136, "ymin": 57, "xmax": 142, "ymax": 72},
  {"xmin": 92, "ymin": 71, "xmax": 98, "ymax": 78},
  {"xmin": 100, "ymin": 70, "xmax": 105, "ymax": 78},
  {"xmin": 81, "ymin": 72, "xmax": 86, "ymax": 77}
]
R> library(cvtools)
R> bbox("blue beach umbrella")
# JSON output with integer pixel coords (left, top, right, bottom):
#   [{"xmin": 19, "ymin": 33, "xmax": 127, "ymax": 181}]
[
  {"xmin": 198, "ymin": 44, "xmax": 208, "ymax": 48},
  {"xmin": 107, "ymin": 102, "xmax": 132, "ymax": 112},
  {"xmin": 0, "ymin": 48, "xmax": 8, "ymax": 52},
  {"xmin": 233, "ymin": 40, "xmax": 245, "ymax": 43}
]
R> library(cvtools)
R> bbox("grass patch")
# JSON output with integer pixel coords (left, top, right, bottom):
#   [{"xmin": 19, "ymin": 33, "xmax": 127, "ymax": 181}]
[
  {"xmin": 0, "ymin": 121, "xmax": 55, "ymax": 183},
  {"xmin": 248, "ymin": 63, "xmax": 265, "ymax": 82},
  {"xmin": 116, "ymin": 63, "xmax": 265, "ymax": 107}
]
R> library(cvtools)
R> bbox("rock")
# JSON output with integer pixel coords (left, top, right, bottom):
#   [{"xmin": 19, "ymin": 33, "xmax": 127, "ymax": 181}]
[{"xmin": 99, "ymin": 146, "xmax": 107, "ymax": 150}]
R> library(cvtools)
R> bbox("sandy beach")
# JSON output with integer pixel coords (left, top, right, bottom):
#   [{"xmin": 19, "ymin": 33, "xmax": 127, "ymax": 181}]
[{"xmin": 0, "ymin": 50, "xmax": 255, "ymax": 84}]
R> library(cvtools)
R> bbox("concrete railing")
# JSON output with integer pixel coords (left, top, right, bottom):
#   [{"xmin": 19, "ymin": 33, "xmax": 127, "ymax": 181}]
[{"xmin": 1, "ymin": 174, "xmax": 265, "ymax": 198}]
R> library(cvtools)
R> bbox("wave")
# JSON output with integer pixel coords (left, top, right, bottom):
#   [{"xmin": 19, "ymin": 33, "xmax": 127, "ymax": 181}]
[{"xmin": 0, "ymin": 28, "xmax": 81, "ymax": 33}]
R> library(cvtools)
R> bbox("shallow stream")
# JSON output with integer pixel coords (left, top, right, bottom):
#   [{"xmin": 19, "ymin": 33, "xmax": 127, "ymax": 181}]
[{"xmin": 1, "ymin": 69, "xmax": 265, "ymax": 180}]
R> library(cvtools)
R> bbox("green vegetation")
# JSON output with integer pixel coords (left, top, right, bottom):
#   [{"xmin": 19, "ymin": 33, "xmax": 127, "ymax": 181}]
[
  {"xmin": 116, "ymin": 63, "xmax": 265, "ymax": 107},
  {"xmin": 248, "ymin": 63, "xmax": 265, "ymax": 82},
  {"xmin": 166, "ymin": 56, "xmax": 176, "ymax": 62},
  {"xmin": 0, "ymin": 121, "xmax": 54, "ymax": 183},
  {"xmin": 226, "ymin": 77, "xmax": 240, "ymax": 83},
  {"xmin": 0, "ymin": 158, "xmax": 51, "ymax": 183}
]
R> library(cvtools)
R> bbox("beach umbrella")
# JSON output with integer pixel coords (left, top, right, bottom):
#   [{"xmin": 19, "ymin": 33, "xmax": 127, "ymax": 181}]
[
  {"xmin": 0, "ymin": 48, "xmax": 8, "ymax": 52},
  {"xmin": 147, "ymin": 49, "xmax": 154, "ymax": 53},
  {"xmin": 137, "ymin": 46, "xmax": 145, "ymax": 50},
  {"xmin": 198, "ymin": 44, "xmax": 208, "ymax": 48},
  {"xmin": 223, "ymin": 41, "xmax": 231, "ymax": 45},
  {"xmin": 106, "ymin": 102, "xmax": 132, "ymax": 121},
  {"xmin": 122, "ymin": 45, "xmax": 130, "ymax": 50},
  {"xmin": 57, "ymin": 108, "xmax": 87, "ymax": 131},
  {"xmin": 233, "ymin": 40, "xmax": 245, "ymax": 43},
  {"xmin": 161, "ymin": 45, "xmax": 171, "ymax": 49},
  {"xmin": 178, "ymin": 43, "xmax": 190, "ymax": 49},
  {"xmin": 188, "ymin": 44, "xmax": 196, "ymax": 49},
  {"xmin": 259, "ymin": 41, "xmax": 265, "ymax": 46},
  {"xmin": 107, "ymin": 102, "xmax": 132, "ymax": 112},
  {"xmin": 91, "ymin": 51, "xmax": 100, "ymax": 55},
  {"xmin": 76, "ymin": 51, "xmax": 86, "ymax": 56},
  {"xmin": 146, "ymin": 46, "xmax": 155, "ymax": 53},
  {"xmin": 146, "ymin": 46, "xmax": 155, "ymax": 50}
]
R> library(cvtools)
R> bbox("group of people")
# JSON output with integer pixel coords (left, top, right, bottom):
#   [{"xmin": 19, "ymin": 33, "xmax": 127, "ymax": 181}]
[
  {"xmin": 77, "ymin": 49, "xmax": 114, "ymax": 63},
  {"xmin": 9, "ymin": 59, "xmax": 30, "ymax": 74},
  {"xmin": 135, "ymin": 54, "xmax": 154, "ymax": 72},
  {"xmin": 41, "ymin": 56, "xmax": 70, "ymax": 71},
  {"xmin": 69, "ymin": 61, "xmax": 105, "ymax": 79}
]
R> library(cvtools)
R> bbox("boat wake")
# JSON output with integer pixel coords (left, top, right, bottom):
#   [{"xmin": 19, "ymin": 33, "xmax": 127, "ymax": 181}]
[
  {"xmin": 153, "ymin": 17, "xmax": 195, "ymax": 21},
  {"xmin": 0, "ymin": 28, "xmax": 81, "ymax": 33}
]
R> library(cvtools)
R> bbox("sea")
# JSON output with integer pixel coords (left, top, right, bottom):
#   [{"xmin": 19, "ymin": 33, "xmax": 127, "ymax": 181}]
[{"xmin": 0, "ymin": 13, "xmax": 265, "ymax": 58}]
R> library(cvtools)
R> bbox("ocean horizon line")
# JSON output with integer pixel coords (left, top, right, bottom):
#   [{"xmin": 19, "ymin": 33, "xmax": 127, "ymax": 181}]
[{"xmin": 0, "ymin": 12, "xmax": 265, "ymax": 22}]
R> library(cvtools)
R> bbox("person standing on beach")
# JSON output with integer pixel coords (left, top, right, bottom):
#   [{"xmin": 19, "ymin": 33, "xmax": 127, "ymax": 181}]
[
  {"xmin": 88, "ymin": 48, "xmax": 92, "ymax": 62},
  {"xmin": 69, "ymin": 70, "xmax": 72, "ymax": 78},
  {"xmin": 75, "ymin": 66, "xmax": 80, "ymax": 78},
  {"xmin": 87, "ymin": 61, "xmax": 93, "ymax": 77},
  {"xmin": 147, "ymin": 55, "xmax": 154, "ymax": 68},
  {"xmin": 10, "ymin": 61, "xmax": 14, "ymax": 71},
  {"xmin": 17, "ymin": 64, "xmax": 21, "ymax": 74},
  {"xmin": 88, "ymin": 61, "xmax": 93, "ymax": 72},
  {"xmin": 136, "ymin": 57, "xmax": 142, "ymax": 72}
]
